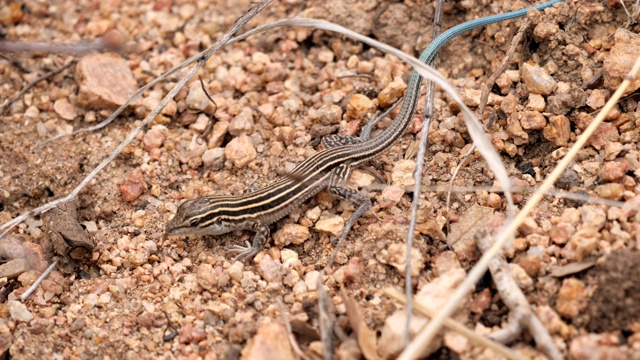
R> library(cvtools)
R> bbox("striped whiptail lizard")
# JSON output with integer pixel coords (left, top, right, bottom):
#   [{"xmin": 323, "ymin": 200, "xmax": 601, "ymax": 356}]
[{"xmin": 166, "ymin": 0, "xmax": 563, "ymax": 262}]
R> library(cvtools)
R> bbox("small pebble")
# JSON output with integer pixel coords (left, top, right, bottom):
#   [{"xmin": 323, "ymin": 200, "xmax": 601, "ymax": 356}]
[
  {"xmin": 525, "ymin": 93, "xmax": 546, "ymax": 112},
  {"xmin": 304, "ymin": 270, "xmax": 320, "ymax": 291},
  {"xmin": 378, "ymin": 243, "xmax": 424, "ymax": 277},
  {"xmin": 569, "ymin": 334, "xmax": 627, "ymax": 360},
  {"xmin": 377, "ymin": 79, "xmax": 406, "ymax": 108},
  {"xmin": 280, "ymin": 249, "xmax": 298, "ymax": 264},
  {"xmin": 533, "ymin": 21, "xmax": 558, "ymax": 41},
  {"xmin": 189, "ymin": 113, "xmax": 211, "ymax": 133},
  {"xmin": 142, "ymin": 126, "xmax": 166, "ymax": 151},
  {"xmin": 0, "ymin": 2, "xmax": 22, "ymax": 26},
  {"xmin": 18, "ymin": 270, "xmax": 41, "ymax": 287},
  {"xmin": 586, "ymin": 89, "xmax": 608, "ymax": 110},
  {"xmin": 272, "ymin": 224, "xmax": 310, "ymax": 247},
  {"xmin": 316, "ymin": 104, "xmax": 342, "ymax": 125},
  {"xmin": 459, "ymin": 88, "xmax": 503, "ymax": 107},
  {"xmin": 228, "ymin": 262, "xmax": 244, "ymax": 282},
  {"xmin": 346, "ymin": 94, "xmax": 375, "ymax": 119},
  {"xmin": 599, "ymin": 159, "xmax": 629, "ymax": 182},
  {"xmin": 378, "ymin": 186, "xmax": 404, "ymax": 208},
  {"xmin": 556, "ymin": 278, "xmax": 587, "ymax": 319},
  {"xmin": 224, "ymin": 134, "xmax": 257, "ymax": 168},
  {"xmin": 317, "ymin": 50, "xmax": 334, "ymax": 63},
  {"xmin": 75, "ymin": 53, "xmax": 137, "ymax": 109},
  {"xmin": 587, "ymin": 122, "xmax": 619, "ymax": 150},
  {"xmin": 119, "ymin": 172, "xmax": 147, "ymax": 202},
  {"xmin": 520, "ymin": 62, "xmax": 557, "ymax": 95},
  {"xmin": 390, "ymin": 159, "xmax": 415, "ymax": 187},
  {"xmin": 314, "ymin": 212, "xmax": 344, "ymax": 236},
  {"xmin": 202, "ymin": 148, "xmax": 225, "ymax": 169},
  {"xmin": 228, "ymin": 107, "xmax": 254, "ymax": 136},
  {"xmin": 543, "ymin": 115, "xmax": 570, "ymax": 146},
  {"xmin": 207, "ymin": 120, "xmax": 230, "ymax": 148},
  {"xmin": 53, "ymin": 98, "xmax": 79, "ymax": 120},
  {"xmin": 196, "ymin": 264, "xmax": 217, "ymax": 290},
  {"xmin": 344, "ymin": 257, "xmax": 363, "ymax": 283},
  {"xmin": 520, "ymin": 111, "xmax": 546, "ymax": 130},
  {"xmin": 603, "ymin": 28, "xmax": 640, "ymax": 95},
  {"xmin": 595, "ymin": 183, "xmax": 624, "ymax": 200},
  {"xmin": 0, "ymin": 258, "xmax": 30, "ymax": 279},
  {"xmin": 258, "ymin": 256, "xmax": 283, "ymax": 283},
  {"xmin": 242, "ymin": 323, "xmax": 296, "ymax": 360},
  {"xmin": 8, "ymin": 300, "xmax": 33, "ymax": 322},
  {"xmin": 185, "ymin": 82, "xmax": 212, "ymax": 112}
]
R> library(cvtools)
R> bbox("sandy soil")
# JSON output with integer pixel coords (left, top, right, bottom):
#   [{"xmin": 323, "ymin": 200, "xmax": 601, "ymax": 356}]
[{"xmin": 1, "ymin": 0, "xmax": 640, "ymax": 359}]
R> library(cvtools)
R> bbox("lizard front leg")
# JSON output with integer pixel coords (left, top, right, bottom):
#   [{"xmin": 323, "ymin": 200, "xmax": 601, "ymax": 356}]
[{"xmin": 227, "ymin": 222, "xmax": 270, "ymax": 263}]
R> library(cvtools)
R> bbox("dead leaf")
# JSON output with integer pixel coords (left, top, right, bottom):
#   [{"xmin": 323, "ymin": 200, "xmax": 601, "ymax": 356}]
[
  {"xmin": 550, "ymin": 259, "xmax": 597, "ymax": 277},
  {"xmin": 43, "ymin": 199, "xmax": 95, "ymax": 263},
  {"xmin": 448, "ymin": 204, "xmax": 494, "ymax": 262}
]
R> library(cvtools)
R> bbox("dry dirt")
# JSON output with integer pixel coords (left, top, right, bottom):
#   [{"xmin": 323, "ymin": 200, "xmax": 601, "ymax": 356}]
[{"xmin": 1, "ymin": 0, "xmax": 640, "ymax": 359}]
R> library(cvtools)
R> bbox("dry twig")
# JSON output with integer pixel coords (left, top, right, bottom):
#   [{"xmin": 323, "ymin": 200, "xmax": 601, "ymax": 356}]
[
  {"xmin": 0, "ymin": 33, "xmax": 124, "ymax": 55},
  {"xmin": 475, "ymin": 230, "xmax": 562, "ymax": 360},
  {"xmin": 403, "ymin": 0, "xmax": 444, "ymax": 346},
  {"xmin": 0, "ymin": 60, "xmax": 76, "ymax": 115},
  {"xmin": 19, "ymin": 260, "xmax": 57, "ymax": 302}
]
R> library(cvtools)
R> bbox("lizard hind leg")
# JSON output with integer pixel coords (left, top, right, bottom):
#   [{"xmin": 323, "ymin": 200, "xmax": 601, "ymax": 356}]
[{"xmin": 327, "ymin": 163, "xmax": 379, "ymax": 251}]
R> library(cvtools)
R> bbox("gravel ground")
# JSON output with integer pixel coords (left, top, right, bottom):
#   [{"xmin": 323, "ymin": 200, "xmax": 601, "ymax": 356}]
[{"xmin": 2, "ymin": 0, "xmax": 640, "ymax": 359}]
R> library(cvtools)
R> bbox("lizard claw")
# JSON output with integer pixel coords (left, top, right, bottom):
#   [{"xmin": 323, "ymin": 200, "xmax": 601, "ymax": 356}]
[{"xmin": 227, "ymin": 241, "xmax": 259, "ymax": 263}]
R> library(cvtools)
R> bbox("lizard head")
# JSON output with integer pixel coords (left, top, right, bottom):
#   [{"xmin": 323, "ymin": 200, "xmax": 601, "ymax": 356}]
[{"xmin": 165, "ymin": 196, "xmax": 233, "ymax": 237}]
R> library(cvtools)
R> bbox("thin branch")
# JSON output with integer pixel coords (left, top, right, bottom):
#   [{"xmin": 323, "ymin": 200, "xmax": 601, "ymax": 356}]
[
  {"xmin": 475, "ymin": 231, "xmax": 562, "ymax": 360},
  {"xmin": 404, "ymin": 0, "xmax": 445, "ymax": 348},
  {"xmin": 0, "ymin": 35, "xmax": 124, "ymax": 55},
  {"xmin": 0, "ymin": 60, "xmax": 76, "ymax": 114},
  {"xmin": 20, "ymin": 260, "xmax": 57, "ymax": 302}
]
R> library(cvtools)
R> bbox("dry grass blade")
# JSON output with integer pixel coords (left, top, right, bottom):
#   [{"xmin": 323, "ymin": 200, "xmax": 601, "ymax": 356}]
[
  {"xmin": 549, "ymin": 260, "xmax": 597, "ymax": 277},
  {"xmin": 340, "ymin": 287, "xmax": 380, "ymax": 360},
  {"xmin": 384, "ymin": 288, "xmax": 525, "ymax": 360},
  {"xmin": 398, "ymin": 51, "xmax": 640, "ymax": 360}
]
